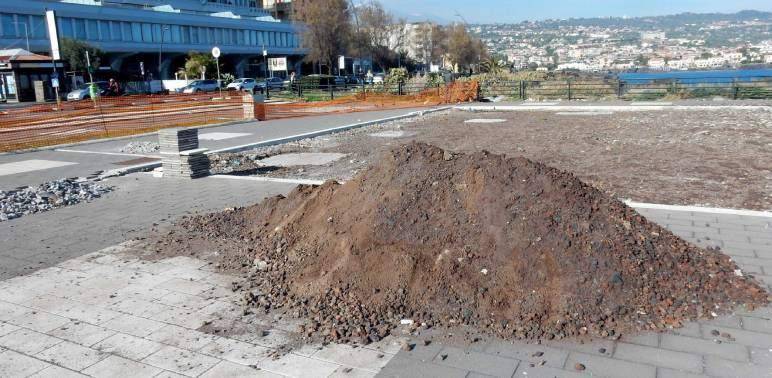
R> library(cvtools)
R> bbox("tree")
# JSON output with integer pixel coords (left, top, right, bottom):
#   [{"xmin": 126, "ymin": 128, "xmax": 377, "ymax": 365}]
[
  {"xmin": 414, "ymin": 22, "xmax": 447, "ymax": 68},
  {"xmin": 480, "ymin": 57, "xmax": 507, "ymax": 75},
  {"xmin": 182, "ymin": 52, "xmax": 217, "ymax": 79},
  {"xmin": 60, "ymin": 38, "xmax": 103, "ymax": 75},
  {"xmin": 355, "ymin": 1, "xmax": 394, "ymax": 71},
  {"xmin": 446, "ymin": 23, "xmax": 485, "ymax": 73},
  {"xmin": 294, "ymin": 0, "xmax": 352, "ymax": 74}
]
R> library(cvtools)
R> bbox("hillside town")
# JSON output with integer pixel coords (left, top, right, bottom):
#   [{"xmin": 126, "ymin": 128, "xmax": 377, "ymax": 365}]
[{"xmin": 469, "ymin": 11, "xmax": 772, "ymax": 72}]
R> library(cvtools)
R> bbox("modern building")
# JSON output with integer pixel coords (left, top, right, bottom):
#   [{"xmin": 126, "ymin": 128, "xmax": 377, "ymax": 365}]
[
  {"xmin": 0, "ymin": 0, "xmax": 305, "ymax": 83},
  {"xmin": 0, "ymin": 48, "xmax": 60, "ymax": 102}
]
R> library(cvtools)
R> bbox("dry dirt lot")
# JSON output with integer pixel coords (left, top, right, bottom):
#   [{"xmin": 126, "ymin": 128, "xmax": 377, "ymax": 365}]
[{"xmin": 213, "ymin": 107, "xmax": 772, "ymax": 211}]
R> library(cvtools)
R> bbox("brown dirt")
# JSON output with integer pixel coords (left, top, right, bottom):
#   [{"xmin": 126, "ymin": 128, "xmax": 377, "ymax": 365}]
[{"xmin": 149, "ymin": 142, "xmax": 768, "ymax": 345}]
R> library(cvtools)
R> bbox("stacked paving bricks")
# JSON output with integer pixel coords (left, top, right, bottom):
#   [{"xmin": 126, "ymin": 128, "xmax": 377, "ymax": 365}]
[{"xmin": 159, "ymin": 128, "xmax": 210, "ymax": 179}]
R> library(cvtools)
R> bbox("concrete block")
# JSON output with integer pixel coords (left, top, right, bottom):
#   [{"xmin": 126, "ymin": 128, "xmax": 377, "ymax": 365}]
[
  {"xmin": 8, "ymin": 310, "xmax": 70, "ymax": 333},
  {"xmin": 0, "ymin": 349, "xmax": 50, "ymax": 377},
  {"xmin": 741, "ymin": 316, "xmax": 772, "ymax": 334},
  {"xmin": 35, "ymin": 340, "xmax": 108, "ymax": 371},
  {"xmin": 660, "ymin": 333, "xmax": 748, "ymax": 362},
  {"xmin": 49, "ymin": 320, "xmax": 116, "ymax": 347},
  {"xmin": 82, "ymin": 355, "xmax": 162, "ymax": 378},
  {"xmin": 618, "ymin": 332, "xmax": 659, "ymax": 347},
  {"xmin": 141, "ymin": 345, "xmax": 221, "ymax": 377},
  {"xmin": 700, "ymin": 326, "xmax": 772, "ymax": 349},
  {"xmin": 704, "ymin": 355, "xmax": 772, "ymax": 377},
  {"xmin": 0, "ymin": 328, "xmax": 63, "ymax": 354},
  {"xmin": 200, "ymin": 360, "xmax": 281, "ymax": 377},
  {"xmin": 257, "ymin": 352, "xmax": 340, "ymax": 378},
  {"xmin": 93, "ymin": 332, "xmax": 164, "ymax": 360},
  {"xmin": 0, "ymin": 321, "xmax": 20, "ymax": 337},
  {"xmin": 156, "ymin": 278, "xmax": 214, "ymax": 296},
  {"xmin": 314, "ymin": 343, "xmax": 391, "ymax": 371},
  {"xmin": 655, "ymin": 367, "xmax": 710, "ymax": 378},
  {"xmin": 328, "ymin": 365, "xmax": 378, "ymax": 378},
  {"xmin": 198, "ymin": 337, "xmax": 270, "ymax": 366},
  {"xmin": 613, "ymin": 342, "xmax": 702, "ymax": 372},
  {"xmin": 432, "ymin": 346, "xmax": 519, "ymax": 377},
  {"xmin": 565, "ymin": 351, "xmax": 656, "ymax": 378},
  {"xmin": 750, "ymin": 347, "xmax": 772, "ymax": 367},
  {"xmin": 146, "ymin": 324, "xmax": 219, "ymax": 351},
  {"xmin": 0, "ymin": 300, "xmax": 29, "ymax": 321},
  {"xmin": 513, "ymin": 363, "xmax": 588, "ymax": 378},
  {"xmin": 28, "ymin": 364, "xmax": 88, "ymax": 378},
  {"xmin": 376, "ymin": 354, "xmax": 468, "ymax": 378},
  {"xmin": 483, "ymin": 340, "xmax": 568, "ymax": 368},
  {"xmin": 100, "ymin": 313, "xmax": 166, "ymax": 338}
]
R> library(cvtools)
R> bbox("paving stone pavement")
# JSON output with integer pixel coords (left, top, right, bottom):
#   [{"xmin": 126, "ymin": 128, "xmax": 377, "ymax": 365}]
[
  {"xmin": 0, "ymin": 174, "xmax": 296, "ymax": 280},
  {"xmin": 1, "ymin": 173, "xmax": 771, "ymax": 377}
]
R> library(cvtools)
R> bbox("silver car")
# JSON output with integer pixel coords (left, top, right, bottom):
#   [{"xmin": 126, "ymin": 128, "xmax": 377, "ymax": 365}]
[
  {"xmin": 66, "ymin": 82, "xmax": 108, "ymax": 101},
  {"xmin": 177, "ymin": 80, "xmax": 220, "ymax": 94}
]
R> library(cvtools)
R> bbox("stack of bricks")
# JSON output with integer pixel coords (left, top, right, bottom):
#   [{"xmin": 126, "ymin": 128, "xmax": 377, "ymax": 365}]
[{"xmin": 159, "ymin": 128, "xmax": 210, "ymax": 179}]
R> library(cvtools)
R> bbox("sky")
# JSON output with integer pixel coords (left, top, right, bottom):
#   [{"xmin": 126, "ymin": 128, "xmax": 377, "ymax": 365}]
[{"xmin": 374, "ymin": 0, "xmax": 772, "ymax": 24}]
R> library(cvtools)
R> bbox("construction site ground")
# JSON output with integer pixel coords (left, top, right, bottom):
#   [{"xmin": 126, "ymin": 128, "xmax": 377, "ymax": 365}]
[{"xmin": 1, "ymin": 101, "xmax": 771, "ymax": 377}]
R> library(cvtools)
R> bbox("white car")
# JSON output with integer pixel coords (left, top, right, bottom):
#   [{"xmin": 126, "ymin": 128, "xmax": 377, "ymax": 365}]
[{"xmin": 226, "ymin": 78, "xmax": 257, "ymax": 92}]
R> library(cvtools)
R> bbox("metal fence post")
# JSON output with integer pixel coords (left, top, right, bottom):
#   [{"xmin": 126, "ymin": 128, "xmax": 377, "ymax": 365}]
[
  {"xmin": 732, "ymin": 79, "xmax": 738, "ymax": 100},
  {"xmin": 329, "ymin": 83, "xmax": 334, "ymax": 100},
  {"xmin": 567, "ymin": 80, "xmax": 572, "ymax": 101},
  {"xmin": 617, "ymin": 80, "xmax": 623, "ymax": 98},
  {"xmin": 266, "ymin": 85, "xmax": 270, "ymax": 100}
]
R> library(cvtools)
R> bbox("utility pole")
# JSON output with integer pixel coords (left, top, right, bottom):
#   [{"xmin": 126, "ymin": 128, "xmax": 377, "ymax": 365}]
[{"xmin": 13, "ymin": 22, "xmax": 30, "ymax": 51}]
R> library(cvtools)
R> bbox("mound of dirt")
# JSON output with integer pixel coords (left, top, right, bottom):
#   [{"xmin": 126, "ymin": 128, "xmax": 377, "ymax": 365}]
[{"xmin": 155, "ymin": 142, "xmax": 768, "ymax": 344}]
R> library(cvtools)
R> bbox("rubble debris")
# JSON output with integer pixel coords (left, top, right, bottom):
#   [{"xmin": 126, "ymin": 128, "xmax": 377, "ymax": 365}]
[
  {"xmin": 154, "ymin": 142, "xmax": 768, "ymax": 345},
  {"xmin": 0, "ymin": 178, "xmax": 112, "ymax": 222},
  {"xmin": 120, "ymin": 141, "xmax": 160, "ymax": 154}
]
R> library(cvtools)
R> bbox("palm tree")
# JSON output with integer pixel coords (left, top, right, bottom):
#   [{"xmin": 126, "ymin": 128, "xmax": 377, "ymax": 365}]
[{"xmin": 480, "ymin": 57, "xmax": 507, "ymax": 75}]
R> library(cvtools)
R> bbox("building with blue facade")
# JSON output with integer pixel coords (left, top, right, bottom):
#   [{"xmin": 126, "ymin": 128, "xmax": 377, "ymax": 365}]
[{"xmin": 0, "ymin": 0, "xmax": 304, "ymax": 83}]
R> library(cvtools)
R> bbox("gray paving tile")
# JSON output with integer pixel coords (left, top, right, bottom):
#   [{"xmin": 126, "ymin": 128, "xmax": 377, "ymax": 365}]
[
  {"xmin": 82, "ymin": 355, "xmax": 163, "ymax": 378},
  {"xmin": 566, "ymin": 351, "xmax": 656, "ymax": 378},
  {"xmin": 613, "ymin": 342, "xmax": 702, "ymax": 373},
  {"xmin": 659, "ymin": 333, "xmax": 748, "ymax": 362},
  {"xmin": 378, "ymin": 354, "xmax": 468, "ymax": 378},
  {"xmin": 432, "ymin": 346, "xmax": 519, "ymax": 377},
  {"xmin": 703, "ymin": 355, "xmax": 772, "ymax": 377}
]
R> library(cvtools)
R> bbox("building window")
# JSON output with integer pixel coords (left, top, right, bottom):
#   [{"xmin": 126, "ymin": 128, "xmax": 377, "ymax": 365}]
[
  {"xmin": 74, "ymin": 18, "xmax": 86, "ymax": 39},
  {"xmin": 181, "ymin": 26, "xmax": 189, "ymax": 44},
  {"xmin": 31, "ymin": 15, "xmax": 45, "ymax": 39},
  {"xmin": 191, "ymin": 26, "xmax": 199, "ymax": 44},
  {"xmin": 59, "ymin": 18, "xmax": 73, "ymax": 38},
  {"xmin": 86, "ymin": 19, "xmax": 98, "ymax": 40},
  {"xmin": 171, "ymin": 25, "xmax": 181, "ymax": 43},
  {"xmin": 122, "ymin": 22, "xmax": 132, "ymax": 42},
  {"xmin": 131, "ymin": 22, "xmax": 142, "ymax": 42},
  {"xmin": 207, "ymin": 27, "xmax": 214, "ymax": 44},
  {"xmin": 110, "ymin": 21, "xmax": 121, "ymax": 41},
  {"xmin": 141, "ymin": 23, "xmax": 152, "ymax": 42},
  {"xmin": 98, "ymin": 20, "xmax": 109, "ymax": 41},
  {"xmin": 0, "ymin": 14, "xmax": 15, "ymax": 37},
  {"xmin": 215, "ymin": 28, "xmax": 222, "ymax": 44}
]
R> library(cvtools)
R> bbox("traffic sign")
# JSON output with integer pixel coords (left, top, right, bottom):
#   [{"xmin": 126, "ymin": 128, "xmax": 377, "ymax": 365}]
[{"xmin": 211, "ymin": 47, "xmax": 221, "ymax": 58}]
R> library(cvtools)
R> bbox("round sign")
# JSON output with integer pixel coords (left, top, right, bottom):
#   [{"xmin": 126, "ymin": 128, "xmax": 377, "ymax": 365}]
[{"xmin": 211, "ymin": 47, "xmax": 221, "ymax": 58}]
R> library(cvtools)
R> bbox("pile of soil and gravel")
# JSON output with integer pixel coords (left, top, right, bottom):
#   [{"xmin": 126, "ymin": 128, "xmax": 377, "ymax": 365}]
[{"xmin": 152, "ymin": 142, "xmax": 768, "ymax": 344}]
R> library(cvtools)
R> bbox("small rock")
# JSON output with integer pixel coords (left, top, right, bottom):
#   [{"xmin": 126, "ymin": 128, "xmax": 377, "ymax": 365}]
[
  {"xmin": 710, "ymin": 329, "xmax": 720, "ymax": 336},
  {"xmin": 532, "ymin": 351, "xmax": 544, "ymax": 357},
  {"xmin": 598, "ymin": 348, "xmax": 607, "ymax": 354},
  {"xmin": 443, "ymin": 151, "xmax": 453, "ymax": 161},
  {"xmin": 574, "ymin": 363, "xmax": 586, "ymax": 371},
  {"xmin": 440, "ymin": 354, "xmax": 448, "ymax": 360}
]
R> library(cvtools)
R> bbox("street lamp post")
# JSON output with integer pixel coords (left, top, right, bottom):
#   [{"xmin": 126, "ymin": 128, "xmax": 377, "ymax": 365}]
[
  {"xmin": 158, "ymin": 25, "xmax": 169, "ymax": 80},
  {"xmin": 13, "ymin": 22, "xmax": 30, "ymax": 51}
]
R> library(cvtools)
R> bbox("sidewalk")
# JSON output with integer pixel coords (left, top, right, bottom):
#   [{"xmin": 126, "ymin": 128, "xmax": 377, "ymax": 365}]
[{"xmin": 0, "ymin": 107, "xmax": 435, "ymax": 190}]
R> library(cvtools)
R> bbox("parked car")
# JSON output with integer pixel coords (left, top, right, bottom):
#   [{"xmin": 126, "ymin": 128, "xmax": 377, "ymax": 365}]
[
  {"xmin": 345, "ymin": 76, "xmax": 363, "ymax": 85},
  {"xmin": 226, "ymin": 78, "xmax": 257, "ymax": 92},
  {"xmin": 255, "ymin": 77, "xmax": 286, "ymax": 91},
  {"xmin": 372, "ymin": 74, "xmax": 385, "ymax": 84},
  {"xmin": 333, "ymin": 76, "xmax": 346, "ymax": 87},
  {"xmin": 66, "ymin": 81, "xmax": 109, "ymax": 101},
  {"xmin": 177, "ymin": 80, "xmax": 220, "ymax": 93}
]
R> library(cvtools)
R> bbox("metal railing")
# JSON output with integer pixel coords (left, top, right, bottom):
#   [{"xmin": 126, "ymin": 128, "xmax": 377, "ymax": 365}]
[{"xmin": 480, "ymin": 76, "xmax": 772, "ymax": 100}]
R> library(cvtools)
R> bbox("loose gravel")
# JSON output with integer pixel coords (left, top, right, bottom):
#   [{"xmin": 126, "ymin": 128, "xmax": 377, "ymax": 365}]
[
  {"xmin": 0, "ymin": 178, "xmax": 113, "ymax": 222},
  {"xmin": 120, "ymin": 141, "xmax": 160, "ymax": 154}
]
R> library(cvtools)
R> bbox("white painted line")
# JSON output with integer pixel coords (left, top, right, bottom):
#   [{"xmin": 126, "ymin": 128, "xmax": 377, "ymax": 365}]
[
  {"xmin": 0, "ymin": 159, "xmax": 77, "ymax": 176},
  {"xmin": 521, "ymin": 102, "xmax": 558, "ymax": 106},
  {"xmin": 210, "ymin": 175, "xmax": 326, "ymax": 186},
  {"xmin": 627, "ymin": 201, "xmax": 772, "ymax": 219},
  {"xmin": 632, "ymin": 102, "xmax": 673, "ymax": 106},
  {"xmin": 198, "ymin": 132, "xmax": 252, "ymax": 141},
  {"xmin": 555, "ymin": 112, "xmax": 614, "ymax": 116},
  {"xmin": 56, "ymin": 149, "xmax": 158, "ymax": 158},
  {"xmin": 457, "ymin": 105, "xmax": 771, "ymax": 112},
  {"xmin": 464, "ymin": 119, "xmax": 508, "ymax": 123}
]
